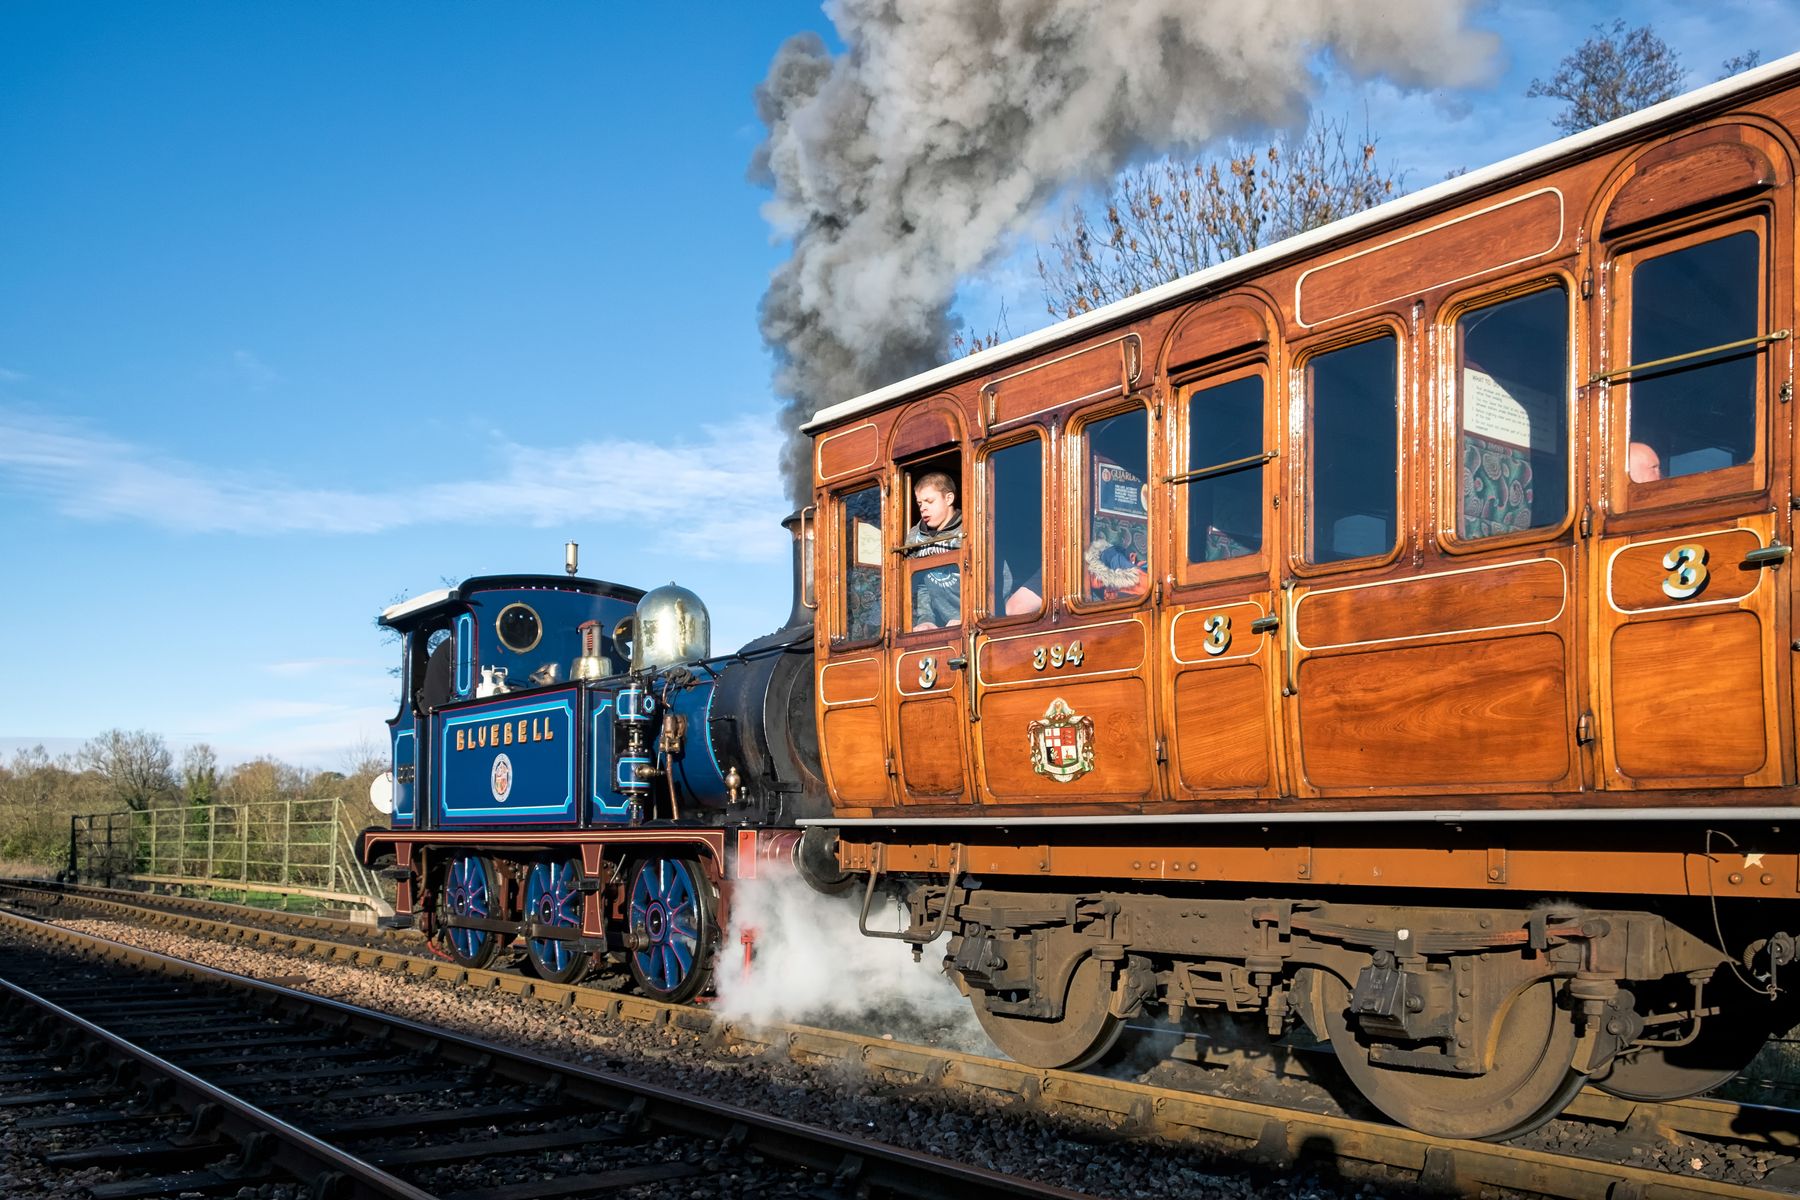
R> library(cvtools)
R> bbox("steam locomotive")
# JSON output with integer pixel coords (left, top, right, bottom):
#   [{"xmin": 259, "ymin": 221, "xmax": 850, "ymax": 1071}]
[
  {"xmin": 365, "ymin": 58, "xmax": 1800, "ymax": 1141},
  {"xmin": 360, "ymin": 522, "xmax": 831, "ymax": 1002}
]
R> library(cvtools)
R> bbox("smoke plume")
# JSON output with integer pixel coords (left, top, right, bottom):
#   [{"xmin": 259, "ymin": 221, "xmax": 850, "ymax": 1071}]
[{"xmin": 753, "ymin": 0, "xmax": 1499, "ymax": 502}]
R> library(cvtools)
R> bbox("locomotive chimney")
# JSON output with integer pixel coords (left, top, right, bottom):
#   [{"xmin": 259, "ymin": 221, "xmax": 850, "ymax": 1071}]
[{"xmin": 779, "ymin": 510, "xmax": 815, "ymax": 631}]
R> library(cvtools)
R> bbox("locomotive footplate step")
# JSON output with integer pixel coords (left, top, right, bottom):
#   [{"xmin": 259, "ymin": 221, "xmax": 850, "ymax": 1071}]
[{"xmin": 441, "ymin": 1161, "xmax": 704, "ymax": 1200}]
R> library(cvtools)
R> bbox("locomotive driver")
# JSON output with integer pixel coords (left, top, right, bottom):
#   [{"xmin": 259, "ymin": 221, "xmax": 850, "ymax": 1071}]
[{"xmin": 905, "ymin": 471, "xmax": 962, "ymax": 629}]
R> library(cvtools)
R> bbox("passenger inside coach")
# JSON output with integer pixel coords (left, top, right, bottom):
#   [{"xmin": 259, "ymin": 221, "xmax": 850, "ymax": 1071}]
[
  {"xmin": 906, "ymin": 469, "xmax": 963, "ymax": 630},
  {"xmin": 1628, "ymin": 441, "xmax": 1663, "ymax": 483}
]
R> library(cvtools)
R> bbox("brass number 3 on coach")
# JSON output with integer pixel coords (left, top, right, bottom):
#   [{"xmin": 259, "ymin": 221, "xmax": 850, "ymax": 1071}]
[
  {"xmin": 1032, "ymin": 640, "xmax": 1085, "ymax": 671},
  {"xmin": 1203, "ymin": 613, "xmax": 1232, "ymax": 656},
  {"xmin": 1661, "ymin": 544, "xmax": 1709, "ymax": 600}
]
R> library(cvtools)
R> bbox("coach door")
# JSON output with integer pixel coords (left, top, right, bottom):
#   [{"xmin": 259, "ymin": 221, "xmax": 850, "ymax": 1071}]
[
  {"xmin": 1160, "ymin": 302, "xmax": 1286, "ymax": 799},
  {"xmin": 888, "ymin": 406, "xmax": 975, "ymax": 805},
  {"xmin": 816, "ymin": 476, "xmax": 896, "ymax": 810},
  {"xmin": 1591, "ymin": 149, "xmax": 1791, "ymax": 791}
]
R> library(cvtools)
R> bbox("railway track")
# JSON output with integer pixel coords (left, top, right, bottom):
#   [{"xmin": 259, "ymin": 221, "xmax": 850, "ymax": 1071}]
[
  {"xmin": 5, "ymin": 879, "xmax": 1797, "ymax": 1198},
  {"xmin": 0, "ymin": 907, "xmax": 1092, "ymax": 1200}
]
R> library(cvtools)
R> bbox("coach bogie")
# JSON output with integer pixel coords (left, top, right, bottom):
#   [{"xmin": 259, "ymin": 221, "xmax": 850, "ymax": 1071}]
[{"xmin": 924, "ymin": 880, "xmax": 1773, "ymax": 1138}]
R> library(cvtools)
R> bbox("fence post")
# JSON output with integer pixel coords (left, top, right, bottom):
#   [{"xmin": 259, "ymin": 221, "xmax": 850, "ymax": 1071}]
[
  {"xmin": 206, "ymin": 806, "xmax": 215, "ymax": 883},
  {"xmin": 240, "ymin": 806, "xmax": 249, "ymax": 890},
  {"xmin": 329, "ymin": 800, "xmax": 340, "ymax": 893},
  {"xmin": 66, "ymin": 815, "xmax": 79, "ymax": 881},
  {"xmin": 281, "ymin": 798, "xmax": 292, "ymax": 887}
]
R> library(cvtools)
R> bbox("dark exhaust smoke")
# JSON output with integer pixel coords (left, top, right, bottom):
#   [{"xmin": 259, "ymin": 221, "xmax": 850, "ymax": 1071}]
[{"xmin": 752, "ymin": 0, "xmax": 1498, "ymax": 505}]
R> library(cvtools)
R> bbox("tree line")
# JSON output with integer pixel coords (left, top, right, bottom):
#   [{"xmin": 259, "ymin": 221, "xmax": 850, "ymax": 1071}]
[
  {"xmin": 950, "ymin": 21, "xmax": 1763, "ymax": 351},
  {"xmin": 0, "ymin": 730, "xmax": 385, "ymax": 869}
]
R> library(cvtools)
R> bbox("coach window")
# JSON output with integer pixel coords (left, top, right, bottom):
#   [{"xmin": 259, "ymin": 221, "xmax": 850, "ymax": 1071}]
[
  {"xmin": 902, "ymin": 456, "xmax": 962, "ymax": 631},
  {"xmin": 1178, "ymin": 369, "xmax": 1267, "ymax": 569},
  {"xmin": 838, "ymin": 483, "xmax": 882, "ymax": 643},
  {"xmin": 1305, "ymin": 333, "xmax": 1398, "ymax": 565},
  {"xmin": 1454, "ymin": 285, "xmax": 1570, "ymax": 541},
  {"xmin": 1616, "ymin": 222, "xmax": 1765, "ymax": 496},
  {"xmin": 1078, "ymin": 406, "xmax": 1151, "ymax": 604},
  {"xmin": 986, "ymin": 437, "xmax": 1043, "ymax": 619}
]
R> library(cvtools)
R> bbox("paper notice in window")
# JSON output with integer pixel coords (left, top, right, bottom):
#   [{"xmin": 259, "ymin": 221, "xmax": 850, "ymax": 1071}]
[
  {"xmin": 1463, "ymin": 368, "xmax": 1554, "ymax": 451},
  {"xmin": 854, "ymin": 519, "xmax": 882, "ymax": 567}
]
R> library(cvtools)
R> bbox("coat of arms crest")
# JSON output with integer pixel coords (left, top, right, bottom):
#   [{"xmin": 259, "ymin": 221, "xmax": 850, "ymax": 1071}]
[{"xmin": 1028, "ymin": 697, "xmax": 1095, "ymax": 783}]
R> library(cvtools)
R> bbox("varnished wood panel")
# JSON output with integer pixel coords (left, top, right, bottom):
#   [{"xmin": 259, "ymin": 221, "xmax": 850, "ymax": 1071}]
[
  {"xmin": 821, "ymin": 706, "xmax": 889, "ymax": 803},
  {"xmin": 819, "ymin": 658, "xmax": 880, "ymax": 705},
  {"xmin": 1299, "ymin": 634, "xmax": 1570, "ymax": 788},
  {"xmin": 1297, "ymin": 558, "xmax": 1564, "ymax": 649},
  {"xmin": 898, "ymin": 696, "xmax": 965, "ymax": 798},
  {"xmin": 1604, "ymin": 133, "xmax": 1774, "ymax": 235},
  {"xmin": 1297, "ymin": 189, "xmax": 1563, "ymax": 325},
  {"xmin": 816, "ymin": 422, "xmax": 879, "ymax": 482},
  {"xmin": 1163, "ymin": 304, "xmax": 1267, "ymax": 373},
  {"xmin": 980, "ymin": 679, "xmax": 1154, "ymax": 801},
  {"xmin": 1607, "ymin": 529, "xmax": 1765, "ymax": 611},
  {"xmin": 1610, "ymin": 611, "xmax": 1768, "ymax": 778},
  {"xmin": 1170, "ymin": 600, "xmax": 1270, "ymax": 664},
  {"xmin": 982, "ymin": 334, "xmax": 1138, "ymax": 429},
  {"xmin": 891, "ymin": 405, "xmax": 960, "ymax": 459},
  {"xmin": 1171, "ymin": 663, "xmax": 1270, "ymax": 790},
  {"xmin": 979, "ymin": 618, "xmax": 1145, "ymax": 687}
]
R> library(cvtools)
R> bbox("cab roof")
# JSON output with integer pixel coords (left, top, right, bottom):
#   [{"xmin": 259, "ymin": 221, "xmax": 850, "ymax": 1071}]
[{"xmin": 379, "ymin": 574, "xmax": 644, "ymax": 631}]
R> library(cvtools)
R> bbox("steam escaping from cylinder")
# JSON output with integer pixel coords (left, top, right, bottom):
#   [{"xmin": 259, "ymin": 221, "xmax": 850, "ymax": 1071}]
[
  {"xmin": 753, "ymin": 0, "xmax": 1500, "ymax": 503},
  {"xmin": 713, "ymin": 874, "xmax": 995, "ymax": 1053}
]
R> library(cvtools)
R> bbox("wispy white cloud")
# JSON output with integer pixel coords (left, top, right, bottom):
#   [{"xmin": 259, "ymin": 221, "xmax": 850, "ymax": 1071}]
[
  {"xmin": 0, "ymin": 407, "xmax": 789, "ymax": 561},
  {"xmin": 231, "ymin": 350, "xmax": 282, "ymax": 392},
  {"xmin": 0, "ymin": 367, "xmax": 25, "ymax": 385}
]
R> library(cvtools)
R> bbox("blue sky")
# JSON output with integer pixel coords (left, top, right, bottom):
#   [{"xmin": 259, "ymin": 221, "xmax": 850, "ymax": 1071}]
[{"xmin": 1, "ymin": 1, "xmax": 1794, "ymax": 769}]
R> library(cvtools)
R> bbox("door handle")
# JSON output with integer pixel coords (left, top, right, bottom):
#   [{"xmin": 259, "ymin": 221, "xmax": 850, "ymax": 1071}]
[{"xmin": 1745, "ymin": 542, "xmax": 1791, "ymax": 567}]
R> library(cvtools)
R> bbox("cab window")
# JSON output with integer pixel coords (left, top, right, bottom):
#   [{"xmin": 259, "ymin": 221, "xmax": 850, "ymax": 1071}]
[
  {"xmin": 1623, "ymin": 228, "xmax": 1761, "ymax": 483},
  {"xmin": 1079, "ymin": 407, "xmax": 1150, "ymax": 603},
  {"xmin": 839, "ymin": 484, "xmax": 882, "ymax": 642},
  {"xmin": 1181, "ymin": 372, "xmax": 1265, "ymax": 565},
  {"xmin": 1455, "ymin": 285, "xmax": 1570, "ymax": 539},
  {"xmin": 902, "ymin": 458, "xmax": 962, "ymax": 631},
  {"xmin": 1306, "ymin": 335, "xmax": 1397, "ymax": 564},
  {"xmin": 987, "ymin": 438, "xmax": 1043, "ymax": 618}
]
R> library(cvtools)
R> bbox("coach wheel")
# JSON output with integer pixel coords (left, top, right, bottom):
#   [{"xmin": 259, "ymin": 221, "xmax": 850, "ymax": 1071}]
[
  {"xmin": 439, "ymin": 853, "xmax": 500, "ymax": 970},
  {"xmin": 523, "ymin": 858, "xmax": 592, "ymax": 986},
  {"xmin": 969, "ymin": 954, "xmax": 1125, "ymax": 1072},
  {"xmin": 1595, "ymin": 971, "xmax": 1782, "ymax": 1102},
  {"xmin": 1314, "ymin": 970, "xmax": 1584, "ymax": 1141},
  {"xmin": 626, "ymin": 857, "xmax": 716, "ymax": 1003}
]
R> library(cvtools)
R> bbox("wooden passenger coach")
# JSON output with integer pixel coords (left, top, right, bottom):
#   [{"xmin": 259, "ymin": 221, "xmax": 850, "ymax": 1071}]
[{"xmin": 797, "ymin": 58, "xmax": 1800, "ymax": 1139}]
